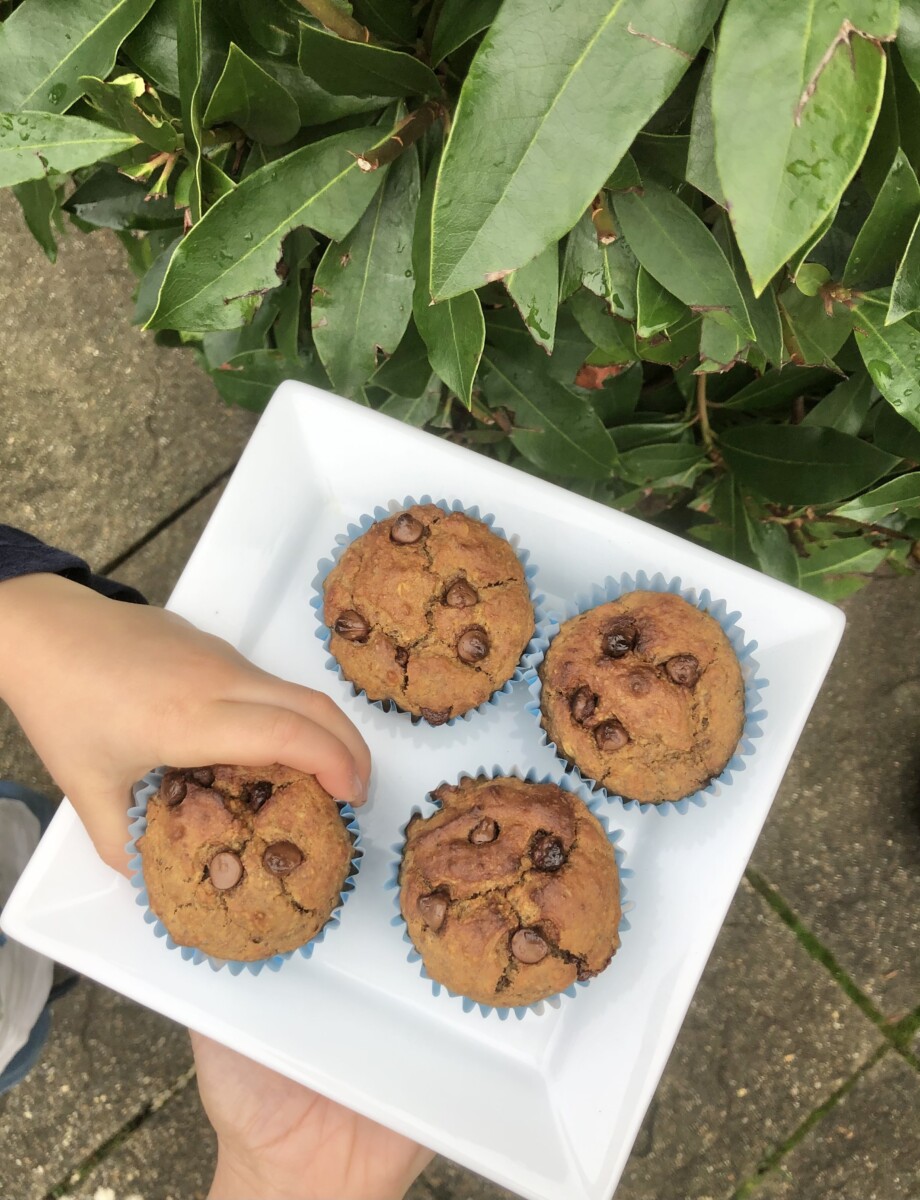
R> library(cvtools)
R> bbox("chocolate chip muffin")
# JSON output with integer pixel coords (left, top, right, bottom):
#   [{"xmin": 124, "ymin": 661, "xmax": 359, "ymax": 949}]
[
  {"xmin": 138, "ymin": 764, "xmax": 355, "ymax": 961},
  {"xmin": 399, "ymin": 776, "xmax": 621, "ymax": 1007},
  {"xmin": 539, "ymin": 591, "xmax": 745, "ymax": 803},
  {"xmin": 323, "ymin": 504, "xmax": 534, "ymax": 724}
]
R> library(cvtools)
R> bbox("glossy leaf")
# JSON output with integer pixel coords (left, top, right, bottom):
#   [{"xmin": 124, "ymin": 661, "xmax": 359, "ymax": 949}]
[
  {"xmin": 0, "ymin": 113, "xmax": 138, "ymax": 188},
  {"xmin": 719, "ymin": 423, "xmax": 899, "ymax": 504},
  {"xmin": 12, "ymin": 176, "xmax": 61, "ymax": 261},
  {"xmin": 561, "ymin": 212, "xmax": 637, "ymax": 320},
  {"xmin": 0, "ymin": 0, "xmax": 156, "ymax": 113},
  {"xmin": 833, "ymin": 474, "xmax": 920, "ymax": 522},
  {"xmin": 712, "ymin": 0, "xmax": 896, "ymax": 293},
  {"xmin": 372, "ymin": 321, "xmax": 432, "ymax": 397},
  {"xmin": 80, "ymin": 72, "xmax": 176, "ymax": 151},
  {"xmin": 853, "ymin": 293, "xmax": 920, "ymax": 434},
  {"xmin": 780, "ymin": 289, "xmax": 853, "ymax": 368},
  {"xmin": 274, "ymin": 228, "xmax": 315, "ymax": 361},
  {"xmin": 203, "ymin": 43, "xmax": 300, "ymax": 146},
  {"xmin": 149, "ymin": 127, "xmax": 394, "ymax": 332},
  {"xmin": 412, "ymin": 169, "xmax": 483, "ymax": 406},
  {"xmin": 617, "ymin": 442, "xmax": 707, "ymax": 487},
  {"xmin": 605, "ymin": 153, "xmax": 641, "ymax": 192},
  {"xmin": 686, "ymin": 52, "xmax": 723, "ymax": 205},
  {"xmin": 637, "ymin": 313, "xmax": 701, "ymax": 366},
  {"xmin": 788, "ymin": 202, "xmax": 839, "ymax": 281},
  {"xmin": 430, "ymin": 0, "xmax": 722, "ymax": 299},
  {"xmin": 843, "ymin": 151, "xmax": 920, "ymax": 287},
  {"xmin": 178, "ymin": 0, "xmax": 203, "ymax": 223},
  {"xmin": 63, "ymin": 165, "xmax": 180, "ymax": 230},
  {"xmin": 698, "ymin": 317, "xmax": 748, "ymax": 373},
  {"xmin": 614, "ymin": 181, "xmax": 753, "ymax": 338},
  {"xmin": 298, "ymin": 24, "xmax": 440, "ymax": 98},
  {"xmin": 123, "ymin": 0, "xmax": 181, "ymax": 95},
  {"xmin": 313, "ymin": 148, "xmax": 419, "ymax": 396},
  {"xmin": 872, "ymin": 400, "xmax": 920, "ymax": 461},
  {"xmin": 887, "ymin": 213, "xmax": 920, "ymax": 325},
  {"xmin": 486, "ymin": 306, "xmax": 591, "ymax": 384},
  {"xmin": 352, "ymin": 0, "xmax": 417, "ymax": 44},
  {"xmin": 745, "ymin": 516, "xmax": 800, "ymax": 585},
  {"xmin": 210, "ymin": 349, "xmax": 327, "ymax": 409},
  {"xmin": 898, "ymin": 0, "xmax": 920, "ymax": 91},
  {"xmin": 635, "ymin": 267, "xmax": 685, "ymax": 339},
  {"xmin": 133, "ymin": 234, "xmax": 181, "ymax": 325},
  {"xmin": 568, "ymin": 289, "xmax": 636, "ymax": 361},
  {"xmin": 431, "ymin": 0, "xmax": 501, "ymax": 64},
  {"xmin": 262, "ymin": 51, "xmax": 389, "ymax": 126},
  {"xmin": 482, "ymin": 348, "xmax": 617, "ymax": 479},
  {"xmin": 504, "ymin": 242, "xmax": 558, "ymax": 352},
  {"xmin": 714, "ymin": 213, "xmax": 783, "ymax": 367},
  {"xmin": 589, "ymin": 363, "xmax": 642, "ymax": 425},
  {"xmin": 380, "ymin": 385, "xmax": 441, "ymax": 427},
  {"xmin": 798, "ymin": 538, "xmax": 888, "ymax": 592},
  {"xmin": 802, "ymin": 370, "xmax": 874, "ymax": 435}
]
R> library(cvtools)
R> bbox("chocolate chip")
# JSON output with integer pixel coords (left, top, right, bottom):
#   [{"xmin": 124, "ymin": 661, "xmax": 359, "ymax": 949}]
[
  {"xmin": 188, "ymin": 767, "xmax": 215, "ymax": 788},
  {"xmin": 334, "ymin": 610, "xmax": 370, "ymax": 643},
  {"xmin": 594, "ymin": 719, "xmax": 629, "ymax": 751},
  {"xmin": 390, "ymin": 512, "xmax": 425, "ymax": 544},
  {"xmin": 162, "ymin": 771, "xmax": 187, "ymax": 807},
  {"xmin": 395, "ymin": 646, "xmax": 409, "ymax": 667},
  {"xmin": 248, "ymin": 780, "xmax": 273, "ymax": 811},
  {"xmin": 418, "ymin": 891, "xmax": 448, "ymax": 931},
  {"xmin": 469, "ymin": 817, "xmax": 499, "ymax": 844},
  {"xmin": 665, "ymin": 653, "xmax": 701, "ymax": 687},
  {"xmin": 262, "ymin": 841, "xmax": 304, "ymax": 875},
  {"xmin": 208, "ymin": 850, "xmax": 242, "ymax": 890},
  {"xmin": 511, "ymin": 929, "xmax": 549, "ymax": 964},
  {"xmin": 420, "ymin": 706, "xmax": 450, "ymax": 726},
  {"xmin": 444, "ymin": 579, "xmax": 479, "ymax": 608},
  {"xmin": 569, "ymin": 686, "xmax": 597, "ymax": 724},
  {"xmin": 531, "ymin": 832, "xmax": 566, "ymax": 871},
  {"xmin": 457, "ymin": 625, "xmax": 489, "ymax": 665},
  {"xmin": 602, "ymin": 617, "xmax": 639, "ymax": 659}
]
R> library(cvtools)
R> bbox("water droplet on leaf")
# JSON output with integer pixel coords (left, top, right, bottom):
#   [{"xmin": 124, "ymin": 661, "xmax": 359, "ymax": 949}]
[{"xmin": 47, "ymin": 84, "xmax": 66, "ymax": 105}]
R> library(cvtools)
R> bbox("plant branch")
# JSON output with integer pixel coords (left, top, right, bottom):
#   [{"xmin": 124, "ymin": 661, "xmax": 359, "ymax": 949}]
[
  {"xmin": 696, "ymin": 372, "xmax": 714, "ymax": 453},
  {"xmin": 356, "ymin": 100, "xmax": 444, "ymax": 170},
  {"xmin": 296, "ymin": 0, "xmax": 373, "ymax": 42}
]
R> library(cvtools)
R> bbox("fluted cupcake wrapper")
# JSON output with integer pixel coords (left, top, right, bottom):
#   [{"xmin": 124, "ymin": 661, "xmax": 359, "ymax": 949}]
[
  {"xmin": 386, "ymin": 765, "xmax": 632, "ymax": 1021},
  {"xmin": 310, "ymin": 496, "xmax": 551, "ymax": 729},
  {"xmin": 523, "ymin": 571, "xmax": 768, "ymax": 815},
  {"xmin": 125, "ymin": 768, "xmax": 362, "ymax": 975}
]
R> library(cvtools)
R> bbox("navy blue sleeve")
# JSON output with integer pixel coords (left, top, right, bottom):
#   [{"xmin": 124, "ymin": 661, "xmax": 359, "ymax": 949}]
[{"xmin": 0, "ymin": 526, "xmax": 147, "ymax": 605}]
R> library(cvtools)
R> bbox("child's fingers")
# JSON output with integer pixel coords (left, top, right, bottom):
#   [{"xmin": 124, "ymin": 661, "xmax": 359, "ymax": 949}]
[{"xmin": 69, "ymin": 786, "xmax": 133, "ymax": 877}]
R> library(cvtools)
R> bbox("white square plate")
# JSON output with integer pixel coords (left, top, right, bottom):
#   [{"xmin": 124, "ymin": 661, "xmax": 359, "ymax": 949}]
[{"xmin": 2, "ymin": 382, "xmax": 844, "ymax": 1200}]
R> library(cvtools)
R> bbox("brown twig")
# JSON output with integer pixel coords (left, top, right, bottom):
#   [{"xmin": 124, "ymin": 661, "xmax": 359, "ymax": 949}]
[
  {"xmin": 355, "ymin": 100, "xmax": 443, "ymax": 170},
  {"xmin": 296, "ymin": 0, "xmax": 373, "ymax": 42}
]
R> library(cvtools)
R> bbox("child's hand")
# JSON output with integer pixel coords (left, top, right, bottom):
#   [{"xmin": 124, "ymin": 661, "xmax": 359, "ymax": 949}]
[{"xmin": 0, "ymin": 573, "xmax": 370, "ymax": 874}]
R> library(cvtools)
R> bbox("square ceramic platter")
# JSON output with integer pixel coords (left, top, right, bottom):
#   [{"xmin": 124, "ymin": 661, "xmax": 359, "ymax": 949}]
[{"xmin": 3, "ymin": 381, "xmax": 844, "ymax": 1200}]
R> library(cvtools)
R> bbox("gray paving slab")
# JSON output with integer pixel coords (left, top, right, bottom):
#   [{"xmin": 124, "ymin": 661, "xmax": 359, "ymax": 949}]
[
  {"xmin": 0, "ymin": 192, "xmax": 256, "ymax": 568},
  {"xmin": 749, "ymin": 1051, "xmax": 920, "ymax": 1200},
  {"xmin": 752, "ymin": 572, "xmax": 920, "ymax": 1020},
  {"xmin": 0, "ymin": 980, "xmax": 192, "ymax": 1200}
]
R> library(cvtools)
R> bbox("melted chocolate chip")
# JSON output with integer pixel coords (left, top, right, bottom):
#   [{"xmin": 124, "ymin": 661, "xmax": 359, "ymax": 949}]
[
  {"xmin": 511, "ymin": 929, "xmax": 549, "ymax": 964},
  {"xmin": 395, "ymin": 646, "xmax": 409, "ymax": 667},
  {"xmin": 262, "ymin": 841, "xmax": 304, "ymax": 875},
  {"xmin": 457, "ymin": 625, "xmax": 490, "ymax": 665},
  {"xmin": 602, "ymin": 617, "xmax": 639, "ymax": 659},
  {"xmin": 469, "ymin": 817, "xmax": 499, "ymax": 844},
  {"xmin": 188, "ymin": 767, "xmax": 215, "ymax": 788},
  {"xmin": 208, "ymin": 850, "xmax": 242, "ymax": 890},
  {"xmin": 390, "ymin": 512, "xmax": 425, "ymax": 544},
  {"xmin": 420, "ymin": 706, "xmax": 450, "ymax": 726},
  {"xmin": 334, "ymin": 610, "xmax": 370, "ymax": 643},
  {"xmin": 569, "ymin": 686, "xmax": 597, "ymax": 724},
  {"xmin": 418, "ymin": 891, "xmax": 448, "ymax": 931},
  {"xmin": 444, "ymin": 579, "xmax": 479, "ymax": 608},
  {"xmin": 162, "ymin": 771, "xmax": 187, "ymax": 807},
  {"xmin": 594, "ymin": 719, "xmax": 629, "ymax": 751},
  {"xmin": 530, "ymin": 832, "xmax": 566, "ymax": 871},
  {"xmin": 248, "ymin": 780, "xmax": 273, "ymax": 811},
  {"xmin": 665, "ymin": 653, "xmax": 701, "ymax": 687}
]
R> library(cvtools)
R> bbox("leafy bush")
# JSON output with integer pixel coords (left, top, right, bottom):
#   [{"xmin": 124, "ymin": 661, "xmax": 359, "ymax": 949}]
[{"xmin": 2, "ymin": 0, "xmax": 920, "ymax": 600}]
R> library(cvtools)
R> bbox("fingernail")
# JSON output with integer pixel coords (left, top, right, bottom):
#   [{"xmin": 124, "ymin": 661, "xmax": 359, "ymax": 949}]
[{"xmin": 349, "ymin": 770, "xmax": 367, "ymax": 806}]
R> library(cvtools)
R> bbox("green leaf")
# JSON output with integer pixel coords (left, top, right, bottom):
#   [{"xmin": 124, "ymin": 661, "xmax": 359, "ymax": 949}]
[
  {"xmin": 504, "ymin": 242, "xmax": 558, "ymax": 352},
  {"xmin": 12, "ymin": 176, "xmax": 61, "ymax": 261},
  {"xmin": 203, "ymin": 43, "xmax": 300, "ymax": 146},
  {"xmin": 412, "ymin": 168, "xmax": 483, "ymax": 406},
  {"xmin": 123, "ymin": 0, "xmax": 181, "ymax": 95},
  {"xmin": 698, "ymin": 318, "xmax": 748, "ymax": 373},
  {"xmin": 794, "ymin": 263, "xmax": 831, "ymax": 297},
  {"xmin": 379, "ymin": 384, "xmax": 441, "ymax": 427},
  {"xmin": 561, "ymin": 211, "xmax": 637, "ymax": 320},
  {"xmin": 273, "ymin": 228, "xmax": 315, "ymax": 360},
  {"xmin": 63, "ymin": 164, "xmax": 180, "ymax": 230},
  {"xmin": 431, "ymin": 0, "xmax": 501, "ymax": 64},
  {"xmin": 372, "ymin": 320, "xmax": 432, "ymax": 396},
  {"xmin": 481, "ymin": 347, "xmax": 617, "ymax": 479},
  {"xmin": 613, "ymin": 180, "xmax": 753, "ymax": 338},
  {"xmin": 617, "ymin": 442, "xmax": 707, "ymax": 487},
  {"xmin": 780, "ymin": 288, "xmax": 853, "ymax": 368},
  {"xmin": 713, "ymin": 214, "xmax": 784, "ymax": 366},
  {"xmin": 853, "ymin": 292, "xmax": 920, "ymax": 433},
  {"xmin": 298, "ymin": 24, "xmax": 440, "ymax": 98},
  {"xmin": 631, "ymin": 132, "xmax": 689, "ymax": 186},
  {"xmin": 887, "ymin": 213, "xmax": 920, "ymax": 325},
  {"xmin": 0, "ymin": 0, "xmax": 156, "ymax": 113},
  {"xmin": 860, "ymin": 50, "xmax": 900, "ymax": 197},
  {"xmin": 567, "ymin": 289, "xmax": 636, "ymax": 361},
  {"xmin": 149, "ymin": 126, "xmax": 398, "ymax": 332},
  {"xmin": 635, "ymin": 267, "xmax": 685, "ymax": 339},
  {"xmin": 178, "ymin": 0, "xmax": 203, "ymax": 223},
  {"xmin": 719, "ymin": 423, "xmax": 900, "ymax": 504},
  {"xmin": 589, "ymin": 363, "xmax": 641, "ymax": 424},
  {"xmin": 705, "ymin": 476, "xmax": 758, "ymax": 567},
  {"xmin": 843, "ymin": 150, "xmax": 920, "ymax": 287},
  {"xmin": 0, "ymin": 113, "xmax": 139, "ymax": 188},
  {"xmin": 605, "ymin": 152, "xmax": 641, "ymax": 192},
  {"xmin": 133, "ymin": 234, "xmax": 181, "ymax": 325},
  {"xmin": 637, "ymin": 312, "xmax": 701, "ymax": 366},
  {"xmin": 798, "ymin": 537, "xmax": 888, "ymax": 591},
  {"xmin": 802, "ymin": 370, "xmax": 875, "ymax": 434},
  {"xmin": 686, "ymin": 52, "xmax": 723, "ymax": 205},
  {"xmin": 313, "ymin": 147, "xmax": 419, "ymax": 396},
  {"xmin": 744, "ymin": 516, "xmax": 800, "ymax": 585},
  {"xmin": 261, "ymin": 53, "xmax": 388, "ymax": 126},
  {"xmin": 486, "ymin": 306, "xmax": 591, "ymax": 384},
  {"xmin": 200, "ymin": 294, "xmax": 282, "ymax": 370},
  {"xmin": 79, "ymin": 73, "xmax": 177, "ymax": 151},
  {"xmin": 227, "ymin": 0, "xmax": 301, "ymax": 58},
  {"xmin": 898, "ymin": 0, "xmax": 920, "ymax": 91},
  {"xmin": 712, "ymin": 0, "xmax": 896, "ymax": 294},
  {"xmin": 352, "ymin": 0, "xmax": 417, "ymax": 44},
  {"xmin": 832, "ymin": 474, "xmax": 920, "ymax": 522},
  {"xmin": 872, "ymin": 399, "xmax": 920, "ymax": 460},
  {"xmin": 429, "ymin": 0, "xmax": 722, "ymax": 299},
  {"xmin": 610, "ymin": 419, "xmax": 688, "ymax": 452},
  {"xmin": 211, "ymin": 348, "xmax": 327, "ymax": 410}
]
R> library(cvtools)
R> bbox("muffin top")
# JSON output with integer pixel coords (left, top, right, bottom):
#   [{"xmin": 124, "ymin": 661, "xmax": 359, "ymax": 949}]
[
  {"xmin": 323, "ymin": 504, "xmax": 534, "ymax": 724},
  {"xmin": 399, "ymin": 775, "xmax": 621, "ymax": 1007},
  {"xmin": 539, "ymin": 591, "xmax": 745, "ymax": 803},
  {"xmin": 138, "ymin": 763, "xmax": 354, "ymax": 962}
]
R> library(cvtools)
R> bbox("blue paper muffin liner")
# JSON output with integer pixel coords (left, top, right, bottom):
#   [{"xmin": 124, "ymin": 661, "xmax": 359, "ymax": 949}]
[
  {"xmin": 387, "ymin": 765, "xmax": 632, "ymax": 1020},
  {"xmin": 310, "ymin": 496, "xmax": 550, "ymax": 728},
  {"xmin": 126, "ymin": 767, "xmax": 362, "ymax": 975},
  {"xmin": 524, "ymin": 571, "xmax": 768, "ymax": 815}
]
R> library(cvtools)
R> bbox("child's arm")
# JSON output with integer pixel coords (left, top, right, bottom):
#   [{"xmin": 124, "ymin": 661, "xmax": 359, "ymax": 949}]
[{"xmin": 0, "ymin": 572, "xmax": 369, "ymax": 874}]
